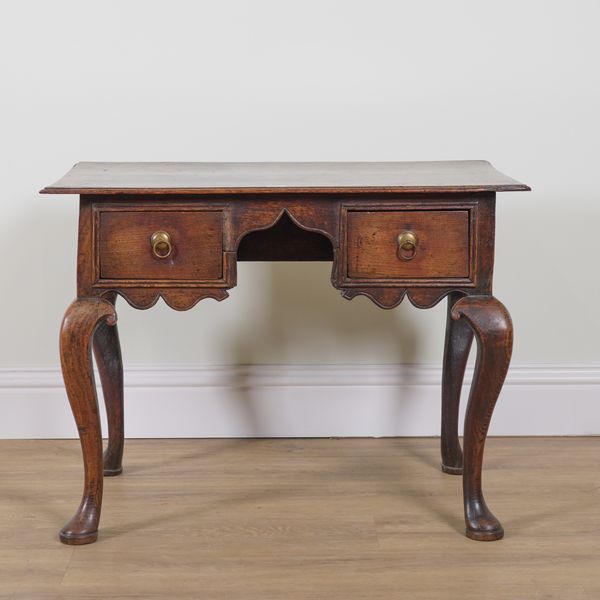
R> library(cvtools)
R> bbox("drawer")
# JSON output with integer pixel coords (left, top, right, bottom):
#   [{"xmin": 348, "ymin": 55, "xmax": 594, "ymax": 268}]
[
  {"xmin": 346, "ymin": 209, "xmax": 470, "ymax": 280},
  {"xmin": 98, "ymin": 210, "xmax": 224, "ymax": 281}
]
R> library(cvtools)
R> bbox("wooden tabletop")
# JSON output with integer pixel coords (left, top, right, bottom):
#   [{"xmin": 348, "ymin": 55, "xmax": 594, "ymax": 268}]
[{"xmin": 41, "ymin": 161, "xmax": 530, "ymax": 195}]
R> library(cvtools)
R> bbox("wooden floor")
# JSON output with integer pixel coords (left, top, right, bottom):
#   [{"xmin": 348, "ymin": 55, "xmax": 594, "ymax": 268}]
[{"xmin": 0, "ymin": 438, "xmax": 599, "ymax": 599}]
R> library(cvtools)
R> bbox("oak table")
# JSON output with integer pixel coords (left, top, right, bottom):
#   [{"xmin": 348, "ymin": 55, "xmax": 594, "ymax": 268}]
[{"xmin": 41, "ymin": 161, "xmax": 530, "ymax": 544}]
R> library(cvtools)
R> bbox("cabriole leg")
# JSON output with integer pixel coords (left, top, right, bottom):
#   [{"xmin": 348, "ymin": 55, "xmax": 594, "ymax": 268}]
[
  {"xmin": 441, "ymin": 292, "xmax": 474, "ymax": 475},
  {"xmin": 451, "ymin": 296, "xmax": 513, "ymax": 541},
  {"xmin": 93, "ymin": 293, "xmax": 124, "ymax": 476},
  {"xmin": 59, "ymin": 298, "xmax": 117, "ymax": 545}
]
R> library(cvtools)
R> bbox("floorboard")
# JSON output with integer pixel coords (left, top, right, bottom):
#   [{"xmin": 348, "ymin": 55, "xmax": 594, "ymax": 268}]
[{"xmin": 0, "ymin": 437, "xmax": 598, "ymax": 599}]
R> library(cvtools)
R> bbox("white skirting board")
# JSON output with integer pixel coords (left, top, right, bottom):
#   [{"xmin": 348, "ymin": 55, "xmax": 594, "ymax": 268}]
[{"xmin": 0, "ymin": 364, "xmax": 599, "ymax": 438}]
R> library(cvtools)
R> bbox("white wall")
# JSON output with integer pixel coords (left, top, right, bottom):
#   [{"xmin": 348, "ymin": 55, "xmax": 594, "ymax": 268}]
[{"xmin": 1, "ymin": 0, "xmax": 599, "ymax": 436}]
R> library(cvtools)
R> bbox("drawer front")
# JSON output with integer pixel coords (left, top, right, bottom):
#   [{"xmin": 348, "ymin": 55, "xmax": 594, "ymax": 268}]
[
  {"xmin": 346, "ymin": 209, "xmax": 470, "ymax": 280},
  {"xmin": 98, "ymin": 210, "xmax": 224, "ymax": 281}
]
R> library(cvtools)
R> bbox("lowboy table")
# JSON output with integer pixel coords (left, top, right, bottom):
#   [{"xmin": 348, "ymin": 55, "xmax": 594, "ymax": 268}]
[{"xmin": 42, "ymin": 161, "xmax": 529, "ymax": 544}]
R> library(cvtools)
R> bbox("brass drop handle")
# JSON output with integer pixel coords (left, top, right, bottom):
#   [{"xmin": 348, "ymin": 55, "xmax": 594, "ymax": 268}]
[
  {"xmin": 151, "ymin": 231, "xmax": 172, "ymax": 259},
  {"xmin": 397, "ymin": 231, "xmax": 418, "ymax": 261}
]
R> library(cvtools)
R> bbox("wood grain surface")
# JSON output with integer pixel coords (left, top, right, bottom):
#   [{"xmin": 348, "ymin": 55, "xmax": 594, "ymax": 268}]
[
  {"xmin": 40, "ymin": 161, "xmax": 530, "ymax": 194},
  {"xmin": 98, "ymin": 209, "xmax": 224, "ymax": 281},
  {"xmin": 0, "ymin": 438, "xmax": 598, "ymax": 599},
  {"xmin": 346, "ymin": 209, "xmax": 470, "ymax": 279}
]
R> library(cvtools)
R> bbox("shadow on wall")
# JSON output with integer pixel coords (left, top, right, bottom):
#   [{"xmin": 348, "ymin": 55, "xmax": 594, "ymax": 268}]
[{"xmin": 226, "ymin": 256, "xmax": 423, "ymax": 436}]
